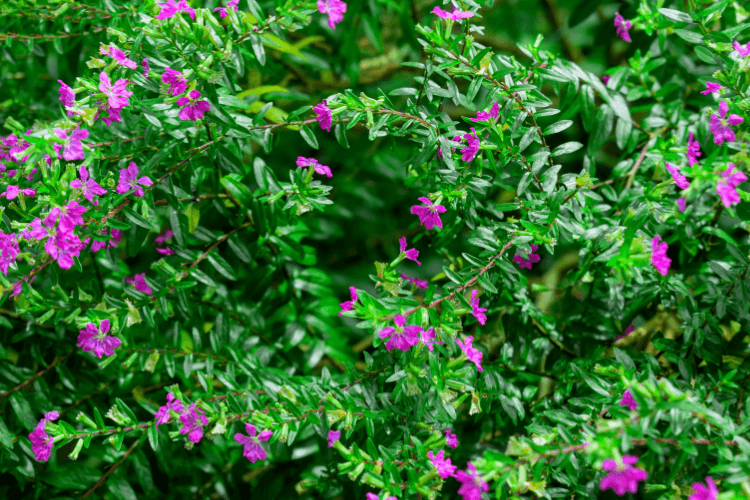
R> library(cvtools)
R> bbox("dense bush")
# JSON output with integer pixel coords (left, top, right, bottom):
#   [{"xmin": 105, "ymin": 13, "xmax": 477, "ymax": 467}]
[{"xmin": 1, "ymin": 0, "xmax": 750, "ymax": 499}]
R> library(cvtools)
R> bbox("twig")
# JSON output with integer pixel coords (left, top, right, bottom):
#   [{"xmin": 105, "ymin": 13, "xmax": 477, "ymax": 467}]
[
  {"xmin": 80, "ymin": 437, "xmax": 141, "ymax": 499},
  {"xmin": 0, "ymin": 350, "xmax": 75, "ymax": 399}
]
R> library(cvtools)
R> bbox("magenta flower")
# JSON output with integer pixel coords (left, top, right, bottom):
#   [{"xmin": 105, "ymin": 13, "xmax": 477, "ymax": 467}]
[
  {"xmin": 100, "ymin": 44, "xmax": 136, "ymax": 69},
  {"xmin": 431, "ymin": 6, "xmax": 475, "ymax": 20},
  {"xmin": 378, "ymin": 314, "xmax": 421, "ymax": 351},
  {"xmin": 444, "ymin": 429, "xmax": 458, "ymax": 449},
  {"xmin": 154, "ymin": 393, "xmax": 185, "ymax": 427},
  {"xmin": 53, "ymin": 128, "xmax": 89, "ymax": 162},
  {"xmin": 399, "ymin": 237, "xmax": 420, "ymax": 265},
  {"xmin": 733, "ymin": 40, "xmax": 750, "ymax": 57},
  {"xmin": 48, "ymin": 230, "xmax": 84, "ymax": 269},
  {"xmin": 161, "ymin": 68, "xmax": 188, "ymax": 96},
  {"xmin": 213, "ymin": 0, "xmax": 239, "ymax": 18},
  {"xmin": 313, "ymin": 99, "xmax": 333, "ymax": 132},
  {"xmin": 615, "ymin": 322, "xmax": 635, "ymax": 342},
  {"xmin": 155, "ymin": 229, "xmax": 174, "ymax": 246},
  {"xmin": 620, "ymin": 388, "xmax": 637, "ymax": 411},
  {"xmin": 410, "ymin": 197, "xmax": 447, "ymax": 230},
  {"xmin": 77, "ymin": 320, "xmax": 121, "ymax": 359},
  {"xmin": 687, "ymin": 133, "xmax": 701, "ymax": 167},
  {"xmin": 614, "ymin": 13, "xmax": 632, "ymax": 42},
  {"xmin": 99, "ymin": 72, "xmax": 133, "ymax": 110},
  {"xmin": 665, "ymin": 163, "xmax": 690, "ymax": 190},
  {"xmin": 126, "ymin": 273, "xmax": 153, "ymax": 295},
  {"xmin": 91, "ymin": 228, "xmax": 123, "ymax": 253},
  {"xmin": 156, "ymin": 0, "xmax": 196, "ymax": 20},
  {"xmin": 70, "ymin": 166, "xmax": 107, "ymax": 205},
  {"xmin": 470, "ymin": 290, "xmax": 487, "ymax": 325},
  {"xmin": 428, "ymin": 450, "xmax": 457, "ymax": 479},
  {"xmin": 57, "ymin": 201, "xmax": 87, "ymax": 230},
  {"xmin": 58, "ymin": 80, "xmax": 76, "ymax": 116},
  {"xmin": 26, "ymin": 167, "xmax": 37, "ymax": 181},
  {"xmin": 234, "ymin": 423, "xmax": 273, "ymax": 462},
  {"xmin": 709, "ymin": 100, "xmax": 744, "ymax": 145},
  {"xmin": 339, "ymin": 286, "xmax": 358, "ymax": 316},
  {"xmin": 456, "ymin": 462, "xmax": 489, "ymax": 500},
  {"xmin": 11, "ymin": 276, "xmax": 37, "ymax": 297},
  {"xmin": 716, "ymin": 163, "xmax": 748, "ymax": 208},
  {"xmin": 456, "ymin": 336, "xmax": 483, "ymax": 372},
  {"xmin": 651, "ymin": 235, "xmax": 671, "ymax": 277},
  {"xmin": 156, "ymin": 247, "xmax": 175, "ymax": 255},
  {"xmin": 471, "ymin": 102, "xmax": 499, "ymax": 122},
  {"xmin": 327, "ymin": 429, "xmax": 341, "ymax": 448},
  {"xmin": 600, "ymin": 456, "xmax": 648, "ymax": 496},
  {"xmin": 512, "ymin": 244, "xmax": 540, "ymax": 269},
  {"xmin": 701, "ymin": 82, "xmax": 723, "ymax": 95},
  {"xmin": 142, "ymin": 58, "xmax": 150, "ymax": 78},
  {"xmin": 177, "ymin": 90, "xmax": 211, "ymax": 121},
  {"xmin": 0, "ymin": 232, "xmax": 20, "ymax": 276},
  {"xmin": 179, "ymin": 403, "xmax": 208, "ymax": 443},
  {"xmin": 365, "ymin": 494, "xmax": 397, "ymax": 500},
  {"xmin": 419, "ymin": 327, "xmax": 441, "ymax": 352},
  {"xmin": 689, "ymin": 477, "xmax": 719, "ymax": 500},
  {"xmin": 317, "ymin": 0, "xmax": 347, "ymax": 29},
  {"xmin": 28, "ymin": 411, "xmax": 59, "ymax": 462},
  {"xmin": 0, "ymin": 185, "xmax": 36, "ymax": 200},
  {"xmin": 401, "ymin": 273, "xmax": 428, "ymax": 289},
  {"xmin": 461, "ymin": 128, "xmax": 480, "ymax": 162},
  {"xmin": 101, "ymin": 106, "xmax": 123, "ymax": 126},
  {"xmin": 677, "ymin": 197, "xmax": 687, "ymax": 212},
  {"xmin": 437, "ymin": 134, "xmax": 461, "ymax": 160},
  {"xmin": 117, "ymin": 162, "xmax": 153, "ymax": 197},
  {"xmin": 296, "ymin": 156, "xmax": 332, "ymax": 178},
  {"xmin": 602, "ymin": 75, "xmax": 611, "ymax": 84}
]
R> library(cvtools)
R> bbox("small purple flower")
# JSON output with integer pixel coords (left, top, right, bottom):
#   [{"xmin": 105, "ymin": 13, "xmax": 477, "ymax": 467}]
[
  {"xmin": 156, "ymin": 0, "xmax": 196, "ymax": 20},
  {"xmin": 470, "ymin": 290, "xmax": 487, "ymax": 325},
  {"xmin": 701, "ymin": 82, "xmax": 723, "ymax": 95},
  {"xmin": 378, "ymin": 314, "xmax": 421, "ymax": 351},
  {"xmin": 614, "ymin": 13, "xmax": 632, "ymax": 42},
  {"xmin": 444, "ymin": 429, "xmax": 458, "ymax": 449},
  {"xmin": 48, "ymin": 229, "xmax": 84, "ymax": 270},
  {"xmin": 126, "ymin": 273, "xmax": 153, "ymax": 295},
  {"xmin": 456, "ymin": 462, "xmax": 489, "ymax": 500},
  {"xmin": 399, "ymin": 237, "xmax": 420, "ymax": 265},
  {"xmin": 213, "ymin": 0, "xmax": 239, "ymax": 18},
  {"xmin": 154, "ymin": 393, "xmax": 185, "ymax": 427},
  {"xmin": 461, "ymin": 128, "xmax": 480, "ymax": 162},
  {"xmin": 410, "ymin": 197, "xmax": 447, "ymax": 230},
  {"xmin": 401, "ymin": 273, "xmax": 428, "ymax": 289},
  {"xmin": 456, "ymin": 336, "xmax": 483, "ymax": 372},
  {"xmin": 689, "ymin": 477, "xmax": 719, "ymax": 500},
  {"xmin": 70, "ymin": 166, "xmax": 107, "ymax": 205},
  {"xmin": 313, "ymin": 99, "xmax": 333, "ymax": 132},
  {"xmin": 365, "ymin": 494, "xmax": 397, "ymax": 500},
  {"xmin": 177, "ymin": 90, "xmax": 211, "ymax": 121},
  {"xmin": 28, "ymin": 411, "xmax": 59, "ymax": 462},
  {"xmin": 142, "ymin": 58, "xmax": 150, "ymax": 78},
  {"xmin": 54, "ymin": 128, "xmax": 89, "ymax": 162},
  {"xmin": 180, "ymin": 403, "xmax": 208, "ymax": 443},
  {"xmin": 91, "ymin": 228, "xmax": 123, "ymax": 253},
  {"xmin": 0, "ymin": 185, "xmax": 36, "ymax": 200},
  {"xmin": 100, "ymin": 44, "xmax": 136, "ymax": 69},
  {"xmin": 99, "ymin": 72, "xmax": 133, "ymax": 110},
  {"xmin": 471, "ymin": 102, "xmax": 499, "ymax": 122},
  {"xmin": 0, "ymin": 231, "xmax": 20, "ymax": 276},
  {"xmin": 117, "ymin": 162, "xmax": 153, "ymax": 197},
  {"xmin": 687, "ymin": 132, "xmax": 701, "ymax": 167},
  {"xmin": 339, "ymin": 286, "xmax": 358, "ymax": 316},
  {"xmin": 11, "ymin": 276, "xmax": 37, "ymax": 297},
  {"xmin": 419, "ymin": 327, "xmax": 441, "ymax": 352},
  {"xmin": 709, "ymin": 100, "xmax": 744, "ymax": 145},
  {"xmin": 651, "ymin": 235, "xmax": 671, "ymax": 277},
  {"xmin": 296, "ymin": 156, "xmax": 332, "ymax": 178},
  {"xmin": 77, "ymin": 320, "xmax": 121, "ymax": 359},
  {"xmin": 234, "ymin": 423, "xmax": 273, "ymax": 462},
  {"xmin": 318, "ymin": 0, "xmax": 347, "ymax": 29},
  {"xmin": 602, "ymin": 75, "xmax": 611, "ymax": 84},
  {"xmin": 512, "ymin": 244, "xmax": 540, "ymax": 269},
  {"xmin": 733, "ymin": 40, "xmax": 750, "ymax": 57},
  {"xmin": 600, "ymin": 456, "xmax": 648, "ymax": 496},
  {"xmin": 677, "ymin": 196, "xmax": 687, "ymax": 212},
  {"xmin": 716, "ymin": 163, "xmax": 747, "ymax": 208},
  {"xmin": 58, "ymin": 201, "xmax": 87, "ymax": 230},
  {"xmin": 327, "ymin": 429, "xmax": 341, "ymax": 448},
  {"xmin": 58, "ymin": 80, "xmax": 76, "ymax": 116},
  {"xmin": 100, "ymin": 106, "xmax": 123, "ymax": 127},
  {"xmin": 665, "ymin": 163, "xmax": 690, "ymax": 190},
  {"xmin": 428, "ymin": 450, "xmax": 457, "ymax": 478},
  {"xmin": 157, "ymin": 247, "xmax": 175, "ymax": 255},
  {"xmin": 431, "ymin": 6, "xmax": 475, "ymax": 20},
  {"xmin": 161, "ymin": 68, "xmax": 188, "ymax": 96},
  {"xmin": 620, "ymin": 388, "xmax": 637, "ymax": 411},
  {"xmin": 155, "ymin": 229, "xmax": 174, "ymax": 246}
]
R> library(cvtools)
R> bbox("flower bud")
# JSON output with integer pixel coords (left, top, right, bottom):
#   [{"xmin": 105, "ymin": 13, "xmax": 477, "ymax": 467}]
[
  {"xmin": 68, "ymin": 438, "xmax": 84, "ymax": 460},
  {"xmin": 76, "ymin": 412, "xmax": 99, "ymax": 429},
  {"xmin": 346, "ymin": 462, "xmax": 366, "ymax": 481}
]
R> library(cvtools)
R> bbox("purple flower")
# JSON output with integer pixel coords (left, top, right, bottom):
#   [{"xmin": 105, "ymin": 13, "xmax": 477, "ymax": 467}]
[
  {"xmin": 142, "ymin": 58, "xmax": 150, "ymax": 78},
  {"xmin": 327, "ymin": 429, "xmax": 341, "ymax": 448},
  {"xmin": 431, "ymin": 6, "xmax": 475, "ymax": 20},
  {"xmin": 156, "ymin": 0, "xmax": 196, "ymax": 20},
  {"xmin": 378, "ymin": 314, "xmax": 421, "ymax": 351},
  {"xmin": 410, "ymin": 197, "xmax": 447, "ymax": 230},
  {"xmin": 600, "ymin": 456, "xmax": 648, "ymax": 496},
  {"xmin": 58, "ymin": 201, "xmax": 87, "ymax": 230},
  {"xmin": 296, "ymin": 156, "xmax": 332, "ymax": 178},
  {"xmin": 179, "ymin": 403, "xmax": 208, "ymax": 443},
  {"xmin": 91, "ymin": 228, "xmax": 123, "ymax": 253},
  {"xmin": 716, "ymin": 163, "xmax": 747, "ymax": 208},
  {"xmin": 70, "ymin": 166, "xmax": 107, "ymax": 205},
  {"xmin": 733, "ymin": 40, "xmax": 750, "ymax": 57},
  {"xmin": 99, "ymin": 72, "xmax": 133, "ymax": 110},
  {"xmin": 444, "ymin": 429, "xmax": 458, "ymax": 449},
  {"xmin": 213, "ymin": 0, "xmax": 239, "ymax": 18},
  {"xmin": 234, "ymin": 423, "xmax": 273, "ymax": 462},
  {"xmin": 154, "ymin": 393, "xmax": 185, "ymax": 427},
  {"xmin": 602, "ymin": 75, "xmax": 611, "ymax": 84},
  {"xmin": 428, "ymin": 450, "xmax": 457, "ymax": 478},
  {"xmin": 365, "ymin": 494, "xmax": 397, "ymax": 500},
  {"xmin": 339, "ymin": 286, "xmax": 358, "ymax": 316},
  {"xmin": 48, "ymin": 229, "xmax": 84, "ymax": 270},
  {"xmin": 456, "ymin": 336, "xmax": 483, "ymax": 372},
  {"xmin": 58, "ymin": 80, "xmax": 76, "ymax": 116},
  {"xmin": 155, "ymin": 229, "xmax": 174, "ymax": 246},
  {"xmin": 0, "ymin": 185, "xmax": 36, "ymax": 200},
  {"xmin": 689, "ymin": 477, "xmax": 719, "ymax": 500},
  {"xmin": 177, "ymin": 90, "xmax": 211, "ymax": 121},
  {"xmin": 53, "ymin": 128, "xmax": 89, "ymax": 162},
  {"xmin": 11, "ymin": 276, "xmax": 37, "ymax": 297},
  {"xmin": 470, "ymin": 290, "xmax": 487, "ymax": 325},
  {"xmin": 161, "ymin": 68, "xmax": 188, "ymax": 96},
  {"xmin": 665, "ymin": 163, "xmax": 690, "ymax": 190},
  {"xmin": 28, "ymin": 411, "xmax": 59, "ymax": 462},
  {"xmin": 0, "ymin": 232, "xmax": 20, "ymax": 276},
  {"xmin": 512, "ymin": 244, "xmax": 540, "ymax": 269},
  {"xmin": 456, "ymin": 462, "xmax": 489, "ymax": 500},
  {"xmin": 651, "ymin": 235, "xmax": 671, "ymax": 277},
  {"xmin": 471, "ymin": 102, "xmax": 499, "ymax": 122},
  {"xmin": 117, "ymin": 162, "xmax": 153, "ymax": 197},
  {"xmin": 620, "ymin": 388, "xmax": 637, "ymax": 411},
  {"xmin": 399, "ymin": 237, "xmax": 420, "ymax": 265},
  {"xmin": 701, "ymin": 82, "xmax": 723, "ymax": 95},
  {"xmin": 318, "ymin": 0, "xmax": 347, "ymax": 29},
  {"xmin": 100, "ymin": 44, "xmax": 136, "ymax": 69},
  {"xmin": 687, "ymin": 132, "xmax": 701, "ymax": 167},
  {"xmin": 77, "ymin": 320, "xmax": 121, "ymax": 359},
  {"xmin": 677, "ymin": 196, "xmax": 687, "ymax": 212},
  {"xmin": 419, "ymin": 327, "xmax": 441, "ymax": 352},
  {"xmin": 126, "ymin": 273, "xmax": 153, "ymax": 295},
  {"xmin": 313, "ymin": 99, "xmax": 333, "ymax": 132},
  {"xmin": 709, "ymin": 100, "xmax": 744, "ymax": 145},
  {"xmin": 157, "ymin": 247, "xmax": 175, "ymax": 255},
  {"xmin": 461, "ymin": 128, "xmax": 480, "ymax": 162},
  {"xmin": 614, "ymin": 13, "xmax": 632, "ymax": 42},
  {"xmin": 101, "ymin": 106, "xmax": 123, "ymax": 126},
  {"xmin": 401, "ymin": 273, "xmax": 428, "ymax": 289},
  {"xmin": 615, "ymin": 322, "xmax": 635, "ymax": 341}
]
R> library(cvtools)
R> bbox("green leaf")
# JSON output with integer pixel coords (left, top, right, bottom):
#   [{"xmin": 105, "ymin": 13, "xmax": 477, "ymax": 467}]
[
  {"xmin": 185, "ymin": 204, "xmax": 200, "ymax": 234},
  {"xmin": 221, "ymin": 174, "xmax": 254, "ymax": 207},
  {"xmin": 659, "ymin": 8, "xmax": 693, "ymax": 24},
  {"xmin": 208, "ymin": 252, "xmax": 237, "ymax": 281},
  {"xmin": 299, "ymin": 124, "xmax": 319, "ymax": 149},
  {"xmin": 544, "ymin": 120, "xmax": 573, "ymax": 135},
  {"xmin": 552, "ymin": 142, "xmax": 583, "ymax": 157},
  {"xmin": 10, "ymin": 392, "xmax": 36, "ymax": 431},
  {"xmin": 0, "ymin": 415, "xmax": 14, "ymax": 448}
]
